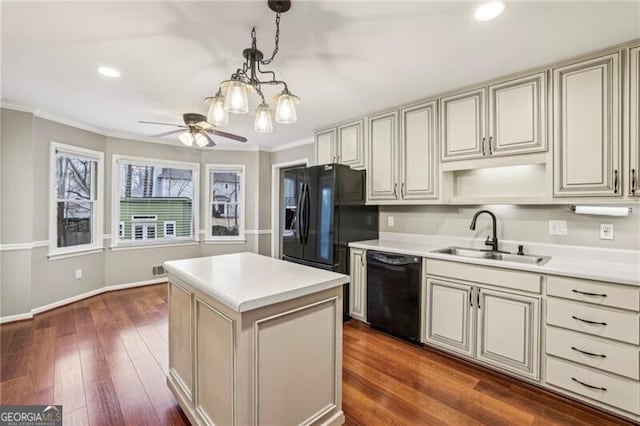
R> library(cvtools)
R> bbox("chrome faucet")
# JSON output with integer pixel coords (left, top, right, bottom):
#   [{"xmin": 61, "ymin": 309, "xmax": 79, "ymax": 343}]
[{"xmin": 470, "ymin": 210, "xmax": 500, "ymax": 252}]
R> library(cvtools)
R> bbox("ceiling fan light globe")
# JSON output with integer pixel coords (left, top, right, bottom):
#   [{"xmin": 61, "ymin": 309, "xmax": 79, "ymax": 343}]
[
  {"xmin": 275, "ymin": 93, "xmax": 298, "ymax": 124},
  {"xmin": 254, "ymin": 104, "xmax": 274, "ymax": 133},
  {"xmin": 208, "ymin": 96, "xmax": 229, "ymax": 126},
  {"xmin": 178, "ymin": 131, "xmax": 194, "ymax": 146},
  {"xmin": 224, "ymin": 81, "xmax": 249, "ymax": 114},
  {"xmin": 195, "ymin": 133, "xmax": 208, "ymax": 147}
]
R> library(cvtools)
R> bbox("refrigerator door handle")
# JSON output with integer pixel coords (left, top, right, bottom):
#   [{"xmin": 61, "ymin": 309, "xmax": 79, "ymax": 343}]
[
  {"xmin": 303, "ymin": 183, "xmax": 311, "ymax": 244},
  {"xmin": 296, "ymin": 183, "xmax": 305, "ymax": 244}
]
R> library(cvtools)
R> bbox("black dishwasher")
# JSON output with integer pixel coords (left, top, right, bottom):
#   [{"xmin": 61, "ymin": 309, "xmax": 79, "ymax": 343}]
[{"xmin": 366, "ymin": 251, "xmax": 421, "ymax": 343}]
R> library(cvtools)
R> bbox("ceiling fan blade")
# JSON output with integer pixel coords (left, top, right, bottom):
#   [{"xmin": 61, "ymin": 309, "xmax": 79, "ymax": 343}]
[
  {"xmin": 152, "ymin": 129, "xmax": 185, "ymax": 138},
  {"xmin": 206, "ymin": 128, "xmax": 248, "ymax": 143},
  {"xmin": 139, "ymin": 120, "xmax": 186, "ymax": 128},
  {"xmin": 204, "ymin": 133, "xmax": 216, "ymax": 147}
]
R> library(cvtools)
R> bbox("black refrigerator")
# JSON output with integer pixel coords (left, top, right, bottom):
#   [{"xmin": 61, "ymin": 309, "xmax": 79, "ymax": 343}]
[{"xmin": 282, "ymin": 163, "xmax": 378, "ymax": 320}]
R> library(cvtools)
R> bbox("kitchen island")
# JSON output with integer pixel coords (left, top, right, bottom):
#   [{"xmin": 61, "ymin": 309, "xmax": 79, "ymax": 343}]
[{"xmin": 164, "ymin": 252, "xmax": 349, "ymax": 426}]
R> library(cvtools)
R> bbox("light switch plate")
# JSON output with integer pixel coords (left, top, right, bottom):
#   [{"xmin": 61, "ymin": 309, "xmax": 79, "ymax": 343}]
[
  {"xmin": 387, "ymin": 216, "xmax": 395, "ymax": 227},
  {"xmin": 600, "ymin": 224, "xmax": 614, "ymax": 240},
  {"xmin": 75, "ymin": 269, "xmax": 83, "ymax": 279},
  {"xmin": 549, "ymin": 220, "xmax": 568, "ymax": 235}
]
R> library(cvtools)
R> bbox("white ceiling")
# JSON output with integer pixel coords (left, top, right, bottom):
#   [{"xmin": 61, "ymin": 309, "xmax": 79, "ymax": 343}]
[{"xmin": 2, "ymin": 1, "xmax": 639, "ymax": 148}]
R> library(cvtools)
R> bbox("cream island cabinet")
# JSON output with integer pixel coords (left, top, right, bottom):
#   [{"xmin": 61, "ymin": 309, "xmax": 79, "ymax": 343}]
[{"xmin": 164, "ymin": 253, "xmax": 349, "ymax": 426}]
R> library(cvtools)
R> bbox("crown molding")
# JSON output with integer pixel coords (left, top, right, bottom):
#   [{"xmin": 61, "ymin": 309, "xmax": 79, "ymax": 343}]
[{"xmin": 1, "ymin": 98, "xmax": 310, "ymax": 153}]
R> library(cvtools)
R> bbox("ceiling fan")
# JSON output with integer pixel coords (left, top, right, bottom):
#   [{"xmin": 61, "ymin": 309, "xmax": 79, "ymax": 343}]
[{"xmin": 139, "ymin": 113, "xmax": 248, "ymax": 148}]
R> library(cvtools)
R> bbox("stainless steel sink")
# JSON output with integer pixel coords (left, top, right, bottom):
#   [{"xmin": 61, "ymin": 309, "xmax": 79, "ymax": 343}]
[{"xmin": 432, "ymin": 247, "xmax": 551, "ymax": 266}]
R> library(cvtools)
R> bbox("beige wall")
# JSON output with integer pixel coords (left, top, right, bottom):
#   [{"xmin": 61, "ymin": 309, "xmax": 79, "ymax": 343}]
[
  {"xmin": 0, "ymin": 108, "xmax": 271, "ymax": 317},
  {"xmin": 380, "ymin": 205, "xmax": 640, "ymax": 251},
  {"xmin": 270, "ymin": 142, "xmax": 314, "ymax": 166}
]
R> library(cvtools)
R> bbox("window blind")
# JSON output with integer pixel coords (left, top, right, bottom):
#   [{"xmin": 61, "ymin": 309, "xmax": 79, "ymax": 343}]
[{"xmin": 115, "ymin": 160, "xmax": 195, "ymax": 243}]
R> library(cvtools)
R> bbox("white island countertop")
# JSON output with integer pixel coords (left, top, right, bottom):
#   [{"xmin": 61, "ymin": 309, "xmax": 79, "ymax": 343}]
[
  {"xmin": 164, "ymin": 252, "xmax": 349, "ymax": 312},
  {"xmin": 349, "ymin": 233, "xmax": 640, "ymax": 287}
]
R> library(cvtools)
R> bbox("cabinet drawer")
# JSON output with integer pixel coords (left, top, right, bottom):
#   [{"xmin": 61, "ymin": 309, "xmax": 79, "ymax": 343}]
[
  {"xmin": 546, "ymin": 356, "xmax": 640, "ymax": 415},
  {"xmin": 425, "ymin": 259, "xmax": 541, "ymax": 294},
  {"xmin": 546, "ymin": 326, "xmax": 640, "ymax": 380},
  {"xmin": 547, "ymin": 275, "xmax": 639, "ymax": 312},
  {"xmin": 547, "ymin": 298, "xmax": 640, "ymax": 345}
]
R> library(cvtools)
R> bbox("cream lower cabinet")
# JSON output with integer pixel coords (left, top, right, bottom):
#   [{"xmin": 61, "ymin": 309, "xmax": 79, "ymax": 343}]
[
  {"xmin": 315, "ymin": 120, "xmax": 365, "ymax": 168},
  {"xmin": 553, "ymin": 52, "xmax": 621, "ymax": 197},
  {"xmin": 476, "ymin": 287, "xmax": 540, "ymax": 380},
  {"xmin": 367, "ymin": 103, "xmax": 438, "ymax": 203},
  {"xmin": 349, "ymin": 248, "xmax": 367, "ymax": 322}
]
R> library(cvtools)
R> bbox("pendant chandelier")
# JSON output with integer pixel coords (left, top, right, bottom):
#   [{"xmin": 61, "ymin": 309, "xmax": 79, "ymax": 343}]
[{"xmin": 205, "ymin": 0, "xmax": 299, "ymax": 134}]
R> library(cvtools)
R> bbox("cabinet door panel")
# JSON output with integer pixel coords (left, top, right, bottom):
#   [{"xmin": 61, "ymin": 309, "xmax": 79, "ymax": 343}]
[
  {"xmin": 400, "ymin": 101, "xmax": 438, "ymax": 200},
  {"xmin": 629, "ymin": 46, "xmax": 640, "ymax": 197},
  {"xmin": 476, "ymin": 288, "xmax": 540, "ymax": 380},
  {"xmin": 169, "ymin": 282, "xmax": 193, "ymax": 401},
  {"xmin": 367, "ymin": 111, "xmax": 399, "ymax": 201},
  {"xmin": 553, "ymin": 53, "xmax": 621, "ymax": 196},
  {"xmin": 338, "ymin": 120, "xmax": 365, "ymax": 168},
  {"xmin": 315, "ymin": 128, "xmax": 335, "ymax": 166},
  {"xmin": 440, "ymin": 88, "xmax": 486, "ymax": 161},
  {"xmin": 349, "ymin": 248, "xmax": 367, "ymax": 321},
  {"xmin": 489, "ymin": 72, "xmax": 546, "ymax": 156},
  {"xmin": 424, "ymin": 278, "xmax": 474, "ymax": 358}
]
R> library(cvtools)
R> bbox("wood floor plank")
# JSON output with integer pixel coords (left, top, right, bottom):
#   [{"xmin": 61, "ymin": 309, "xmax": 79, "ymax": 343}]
[
  {"xmin": 54, "ymin": 334, "xmax": 86, "ymax": 413},
  {"xmin": 29, "ymin": 326, "xmax": 56, "ymax": 392},
  {"xmin": 137, "ymin": 323, "xmax": 169, "ymax": 374}
]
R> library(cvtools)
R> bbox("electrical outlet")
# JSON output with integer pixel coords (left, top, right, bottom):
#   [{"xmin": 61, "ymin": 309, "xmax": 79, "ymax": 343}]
[
  {"xmin": 600, "ymin": 224, "xmax": 614, "ymax": 240},
  {"xmin": 387, "ymin": 216, "xmax": 394, "ymax": 227},
  {"xmin": 75, "ymin": 269, "xmax": 83, "ymax": 279},
  {"xmin": 549, "ymin": 220, "xmax": 568, "ymax": 235}
]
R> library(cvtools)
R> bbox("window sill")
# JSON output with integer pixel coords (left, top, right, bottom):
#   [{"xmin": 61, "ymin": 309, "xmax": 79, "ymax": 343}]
[
  {"xmin": 110, "ymin": 241, "xmax": 200, "ymax": 251},
  {"xmin": 204, "ymin": 239, "xmax": 247, "ymax": 245},
  {"xmin": 48, "ymin": 247, "xmax": 104, "ymax": 260}
]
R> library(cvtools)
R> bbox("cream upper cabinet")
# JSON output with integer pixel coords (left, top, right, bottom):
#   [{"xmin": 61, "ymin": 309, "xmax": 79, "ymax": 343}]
[
  {"xmin": 440, "ymin": 88, "xmax": 486, "ymax": 161},
  {"xmin": 337, "ymin": 120, "xmax": 365, "ymax": 169},
  {"xmin": 400, "ymin": 101, "xmax": 439, "ymax": 200},
  {"xmin": 423, "ymin": 278, "xmax": 475, "ymax": 358},
  {"xmin": 628, "ymin": 46, "xmax": 640, "ymax": 197},
  {"xmin": 315, "ymin": 121, "xmax": 365, "ymax": 168},
  {"xmin": 367, "ymin": 110, "xmax": 399, "ymax": 201},
  {"xmin": 349, "ymin": 248, "xmax": 367, "ymax": 322},
  {"xmin": 553, "ymin": 53, "xmax": 621, "ymax": 197},
  {"xmin": 315, "ymin": 128, "xmax": 335, "ymax": 166},
  {"xmin": 488, "ymin": 72, "xmax": 547, "ymax": 156},
  {"xmin": 476, "ymin": 287, "xmax": 540, "ymax": 380}
]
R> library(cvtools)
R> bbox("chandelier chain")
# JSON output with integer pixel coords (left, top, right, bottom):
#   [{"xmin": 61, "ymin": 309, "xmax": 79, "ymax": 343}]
[{"xmin": 260, "ymin": 12, "xmax": 280, "ymax": 65}]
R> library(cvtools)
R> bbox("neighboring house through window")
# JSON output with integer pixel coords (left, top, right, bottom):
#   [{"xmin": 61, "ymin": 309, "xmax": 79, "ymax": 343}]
[
  {"xmin": 49, "ymin": 142, "xmax": 104, "ymax": 257},
  {"xmin": 207, "ymin": 164, "xmax": 245, "ymax": 241},
  {"xmin": 113, "ymin": 156, "xmax": 199, "ymax": 246}
]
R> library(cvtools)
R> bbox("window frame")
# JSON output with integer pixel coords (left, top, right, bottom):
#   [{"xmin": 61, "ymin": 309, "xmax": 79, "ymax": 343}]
[
  {"xmin": 48, "ymin": 142, "xmax": 104, "ymax": 258},
  {"xmin": 205, "ymin": 164, "xmax": 246, "ymax": 242},
  {"xmin": 111, "ymin": 154, "xmax": 199, "ymax": 248}
]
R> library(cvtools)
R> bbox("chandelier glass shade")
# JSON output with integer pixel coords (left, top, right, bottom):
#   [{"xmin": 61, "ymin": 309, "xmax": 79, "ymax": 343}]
[{"xmin": 205, "ymin": 1, "xmax": 298, "ymax": 134}]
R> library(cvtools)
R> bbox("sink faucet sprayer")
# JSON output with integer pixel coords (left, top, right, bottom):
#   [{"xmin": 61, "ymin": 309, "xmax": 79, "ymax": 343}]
[{"xmin": 469, "ymin": 210, "xmax": 500, "ymax": 252}]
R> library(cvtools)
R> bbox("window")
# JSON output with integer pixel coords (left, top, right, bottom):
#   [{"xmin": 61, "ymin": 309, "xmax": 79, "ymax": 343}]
[
  {"xmin": 206, "ymin": 164, "xmax": 245, "ymax": 241},
  {"xmin": 49, "ymin": 142, "xmax": 104, "ymax": 257},
  {"xmin": 164, "ymin": 221, "xmax": 177, "ymax": 238},
  {"xmin": 113, "ymin": 156, "xmax": 198, "ymax": 246}
]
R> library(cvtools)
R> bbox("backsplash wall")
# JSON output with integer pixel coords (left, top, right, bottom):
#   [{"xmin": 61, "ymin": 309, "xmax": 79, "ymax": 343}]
[{"xmin": 379, "ymin": 205, "xmax": 640, "ymax": 251}]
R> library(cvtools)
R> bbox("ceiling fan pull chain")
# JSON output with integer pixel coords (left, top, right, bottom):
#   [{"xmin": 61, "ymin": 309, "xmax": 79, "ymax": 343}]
[{"xmin": 260, "ymin": 12, "xmax": 280, "ymax": 65}]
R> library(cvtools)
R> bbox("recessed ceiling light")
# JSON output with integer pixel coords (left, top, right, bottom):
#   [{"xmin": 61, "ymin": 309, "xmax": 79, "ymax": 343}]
[
  {"xmin": 97, "ymin": 66, "xmax": 121, "ymax": 78},
  {"xmin": 474, "ymin": 2, "xmax": 505, "ymax": 21}
]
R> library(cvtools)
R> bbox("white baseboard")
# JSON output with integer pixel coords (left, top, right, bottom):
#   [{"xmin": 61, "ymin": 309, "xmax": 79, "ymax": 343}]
[{"xmin": 0, "ymin": 278, "xmax": 167, "ymax": 324}]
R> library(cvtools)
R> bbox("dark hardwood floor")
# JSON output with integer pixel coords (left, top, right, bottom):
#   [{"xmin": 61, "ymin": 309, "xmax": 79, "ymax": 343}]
[{"xmin": 0, "ymin": 283, "xmax": 633, "ymax": 425}]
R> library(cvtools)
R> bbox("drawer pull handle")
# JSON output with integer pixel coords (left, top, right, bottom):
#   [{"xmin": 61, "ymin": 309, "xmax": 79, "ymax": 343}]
[
  {"xmin": 571, "ymin": 377, "xmax": 607, "ymax": 391},
  {"xmin": 572, "ymin": 316, "xmax": 607, "ymax": 326},
  {"xmin": 572, "ymin": 289, "xmax": 607, "ymax": 297},
  {"xmin": 571, "ymin": 346, "xmax": 607, "ymax": 358}
]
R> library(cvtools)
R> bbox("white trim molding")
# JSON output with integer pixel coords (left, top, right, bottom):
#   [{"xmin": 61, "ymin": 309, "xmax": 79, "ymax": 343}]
[
  {"xmin": 0, "ymin": 240, "xmax": 48, "ymax": 252},
  {"xmin": 0, "ymin": 278, "xmax": 168, "ymax": 324},
  {"xmin": 245, "ymin": 229, "xmax": 272, "ymax": 235}
]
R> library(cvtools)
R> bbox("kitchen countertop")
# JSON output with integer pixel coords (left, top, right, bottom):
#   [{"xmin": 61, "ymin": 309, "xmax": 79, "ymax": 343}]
[
  {"xmin": 349, "ymin": 233, "xmax": 640, "ymax": 287},
  {"xmin": 164, "ymin": 252, "xmax": 349, "ymax": 312}
]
